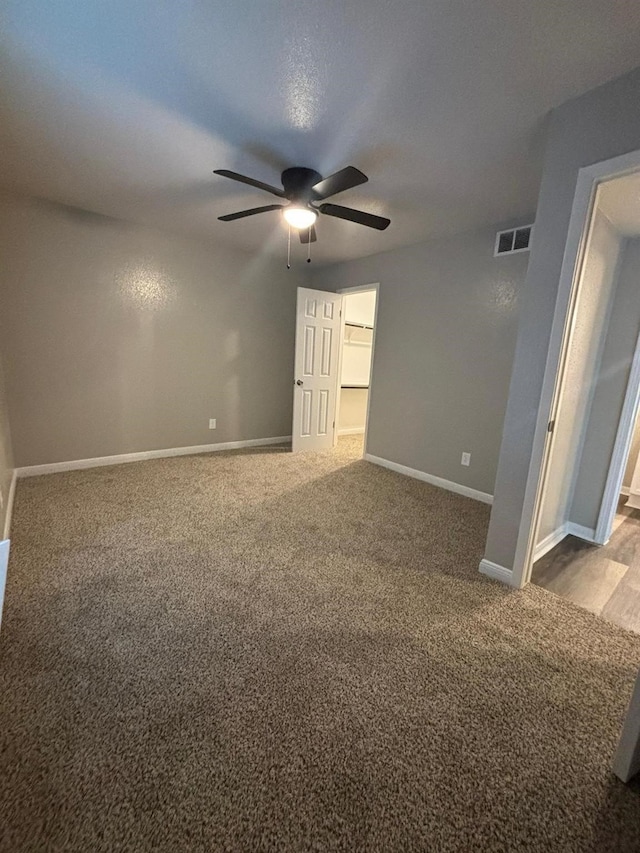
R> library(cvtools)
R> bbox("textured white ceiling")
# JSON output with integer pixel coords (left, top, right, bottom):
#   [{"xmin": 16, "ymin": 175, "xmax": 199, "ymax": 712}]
[
  {"xmin": 599, "ymin": 171, "xmax": 640, "ymax": 237},
  {"xmin": 1, "ymin": 0, "xmax": 640, "ymax": 262}
]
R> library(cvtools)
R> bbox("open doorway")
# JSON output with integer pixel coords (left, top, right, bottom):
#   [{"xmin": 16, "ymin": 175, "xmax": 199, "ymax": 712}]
[
  {"xmin": 530, "ymin": 166, "xmax": 640, "ymax": 634},
  {"xmin": 335, "ymin": 285, "xmax": 378, "ymax": 459}
]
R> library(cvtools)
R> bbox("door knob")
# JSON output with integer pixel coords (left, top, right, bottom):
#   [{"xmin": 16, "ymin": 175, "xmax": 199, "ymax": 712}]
[{"xmin": 296, "ymin": 379, "xmax": 304, "ymax": 386}]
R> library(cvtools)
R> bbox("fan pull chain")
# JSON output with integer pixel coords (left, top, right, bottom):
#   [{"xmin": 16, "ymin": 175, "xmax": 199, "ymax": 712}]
[
  {"xmin": 287, "ymin": 224, "xmax": 291, "ymax": 269},
  {"xmin": 307, "ymin": 229, "xmax": 311, "ymax": 263}
]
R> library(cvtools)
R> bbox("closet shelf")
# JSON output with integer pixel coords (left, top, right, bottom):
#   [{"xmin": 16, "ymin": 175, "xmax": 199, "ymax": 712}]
[
  {"xmin": 341, "ymin": 384, "xmax": 369, "ymax": 389},
  {"xmin": 345, "ymin": 321, "xmax": 373, "ymax": 330}
]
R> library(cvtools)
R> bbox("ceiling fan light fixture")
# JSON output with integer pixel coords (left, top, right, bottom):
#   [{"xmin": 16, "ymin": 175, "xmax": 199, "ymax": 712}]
[
  {"xmin": 214, "ymin": 165, "xmax": 391, "ymax": 240},
  {"xmin": 283, "ymin": 206, "xmax": 317, "ymax": 229}
]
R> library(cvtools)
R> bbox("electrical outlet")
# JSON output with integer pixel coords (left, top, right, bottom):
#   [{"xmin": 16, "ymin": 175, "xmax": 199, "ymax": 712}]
[
  {"xmin": 209, "ymin": 418, "xmax": 217, "ymax": 430},
  {"xmin": 461, "ymin": 452, "xmax": 471, "ymax": 467}
]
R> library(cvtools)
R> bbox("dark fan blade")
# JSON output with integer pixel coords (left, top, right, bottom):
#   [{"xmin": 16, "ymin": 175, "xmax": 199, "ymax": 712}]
[
  {"xmin": 218, "ymin": 204, "xmax": 283, "ymax": 222},
  {"xmin": 319, "ymin": 203, "xmax": 390, "ymax": 230},
  {"xmin": 214, "ymin": 169, "xmax": 286, "ymax": 198},
  {"xmin": 311, "ymin": 166, "xmax": 368, "ymax": 199},
  {"xmin": 299, "ymin": 225, "xmax": 317, "ymax": 244}
]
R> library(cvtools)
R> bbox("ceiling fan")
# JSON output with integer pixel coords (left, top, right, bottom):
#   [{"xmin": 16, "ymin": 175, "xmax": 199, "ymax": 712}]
[{"xmin": 213, "ymin": 165, "xmax": 390, "ymax": 243}]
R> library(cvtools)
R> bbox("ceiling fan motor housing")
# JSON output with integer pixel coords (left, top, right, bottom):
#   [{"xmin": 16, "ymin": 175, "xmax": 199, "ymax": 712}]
[{"xmin": 281, "ymin": 167, "xmax": 322, "ymax": 203}]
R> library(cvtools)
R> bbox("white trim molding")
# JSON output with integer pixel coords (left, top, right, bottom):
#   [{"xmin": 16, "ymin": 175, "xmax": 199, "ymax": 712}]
[
  {"xmin": 565, "ymin": 521, "xmax": 596, "ymax": 542},
  {"xmin": 16, "ymin": 436, "xmax": 292, "ymax": 478},
  {"xmin": 335, "ymin": 283, "xmax": 380, "ymax": 458},
  {"xmin": 613, "ymin": 665, "xmax": 640, "ymax": 783},
  {"xmin": 364, "ymin": 453, "xmax": 493, "ymax": 504},
  {"xmin": 533, "ymin": 525, "xmax": 567, "ymax": 561},
  {"xmin": 337, "ymin": 427, "xmax": 365, "ymax": 436},
  {"xmin": 483, "ymin": 520, "xmax": 598, "ymax": 589},
  {"xmin": 595, "ymin": 326, "xmax": 640, "ymax": 544},
  {"xmin": 479, "ymin": 559, "xmax": 515, "ymax": 586},
  {"xmin": 0, "ymin": 539, "xmax": 9, "ymax": 633},
  {"xmin": 532, "ymin": 521, "xmax": 597, "ymax": 561},
  {"xmin": 2, "ymin": 469, "xmax": 17, "ymax": 540}
]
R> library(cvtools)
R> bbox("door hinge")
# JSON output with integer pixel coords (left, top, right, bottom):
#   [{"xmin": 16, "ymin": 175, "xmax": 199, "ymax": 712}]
[{"xmin": 547, "ymin": 419, "xmax": 555, "ymax": 433}]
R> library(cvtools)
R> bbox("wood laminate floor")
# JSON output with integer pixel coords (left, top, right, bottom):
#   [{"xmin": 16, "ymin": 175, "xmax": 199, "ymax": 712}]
[{"xmin": 532, "ymin": 497, "xmax": 640, "ymax": 634}]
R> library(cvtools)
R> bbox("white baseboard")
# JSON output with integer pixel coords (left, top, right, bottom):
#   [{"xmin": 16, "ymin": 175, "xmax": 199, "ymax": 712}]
[
  {"xmin": 533, "ymin": 524, "xmax": 568, "ymax": 561},
  {"xmin": 565, "ymin": 521, "xmax": 596, "ymax": 542},
  {"xmin": 533, "ymin": 521, "xmax": 597, "ymax": 561},
  {"xmin": 364, "ymin": 453, "xmax": 493, "ymax": 505},
  {"xmin": 0, "ymin": 539, "xmax": 9, "ymax": 632},
  {"xmin": 16, "ymin": 436, "xmax": 292, "ymax": 478},
  {"xmin": 2, "ymin": 469, "xmax": 17, "ymax": 540},
  {"xmin": 479, "ymin": 558, "xmax": 515, "ymax": 586},
  {"xmin": 338, "ymin": 427, "xmax": 365, "ymax": 436},
  {"xmin": 613, "ymin": 665, "xmax": 640, "ymax": 783}
]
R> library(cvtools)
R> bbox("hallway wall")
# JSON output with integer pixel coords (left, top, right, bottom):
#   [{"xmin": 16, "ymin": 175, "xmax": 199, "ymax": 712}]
[
  {"xmin": 571, "ymin": 236, "xmax": 640, "ymax": 529},
  {"xmin": 536, "ymin": 209, "xmax": 623, "ymax": 545},
  {"xmin": 483, "ymin": 65, "xmax": 640, "ymax": 573}
]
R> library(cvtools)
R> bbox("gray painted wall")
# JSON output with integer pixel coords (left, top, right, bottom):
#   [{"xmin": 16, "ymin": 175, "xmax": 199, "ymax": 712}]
[
  {"xmin": 0, "ymin": 192, "xmax": 305, "ymax": 467},
  {"xmin": 312, "ymin": 227, "xmax": 529, "ymax": 495},
  {"xmin": 484, "ymin": 66, "xmax": 640, "ymax": 572},
  {"xmin": 0, "ymin": 350, "xmax": 14, "ymax": 537},
  {"xmin": 570, "ymin": 237, "xmax": 640, "ymax": 529},
  {"xmin": 536, "ymin": 209, "xmax": 623, "ymax": 544}
]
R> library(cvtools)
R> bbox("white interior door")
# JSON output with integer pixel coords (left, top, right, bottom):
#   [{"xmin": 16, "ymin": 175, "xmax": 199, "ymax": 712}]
[{"xmin": 292, "ymin": 287, "xmax": 343, "ymax": 452}]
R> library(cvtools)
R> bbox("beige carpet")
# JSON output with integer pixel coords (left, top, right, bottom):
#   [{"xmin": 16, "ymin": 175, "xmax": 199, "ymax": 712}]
[{"xmin": 1, "ymin": 436, "xmax": 639, "ymax": 852}]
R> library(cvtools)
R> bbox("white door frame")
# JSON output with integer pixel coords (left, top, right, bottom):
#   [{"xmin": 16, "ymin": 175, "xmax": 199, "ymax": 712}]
[
  {"xmin": 511, "ymin": 148, "xmax": 640, "ymax": 589},
  {"xmin": 334, "ymin": 283, "xmax": 380, "ymax": 454},
  {"xmin": 594, "ymin": 328, "xmax": 640, "ymax": 543}
]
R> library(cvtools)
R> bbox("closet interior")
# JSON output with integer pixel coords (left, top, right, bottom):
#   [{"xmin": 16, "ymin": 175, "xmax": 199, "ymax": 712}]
[{"xmin": 338, "ymin": 289, "xmax": 376, "ymax": 438}]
